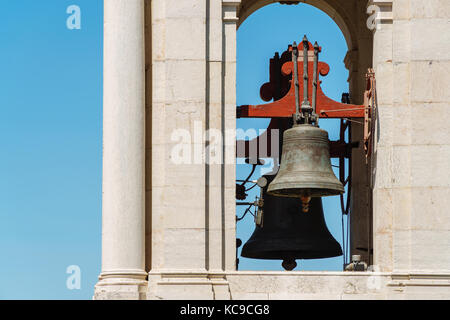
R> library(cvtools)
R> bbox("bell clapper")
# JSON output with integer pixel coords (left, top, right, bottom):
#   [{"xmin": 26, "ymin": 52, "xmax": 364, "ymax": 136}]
[
  {"xmin": 282, "ymin": 258, "xmax": 297, "ymax": 271},
  {"xmin": 300, "ymin": 193, "xmax": 312, "ymax": 213}
]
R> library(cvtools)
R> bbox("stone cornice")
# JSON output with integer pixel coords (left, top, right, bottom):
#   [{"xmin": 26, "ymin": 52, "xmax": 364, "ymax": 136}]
[
  {"xmin": 223, "ymin": 0, "xmax": 241, "ymax": 22},
  {"xmin": 147, "ymin": 270, "xmax": 450, "ymax": 299},
  {"xmin": 388, "ymin": 271, "xmax": 450, "ymax": 287},
  {"xmin": 344, "ymin": 49, "xmax": 359, "ymax": 72},
  {"xmin": 367, "ymin": 0, "xmax": 393, "ymax": 24}
]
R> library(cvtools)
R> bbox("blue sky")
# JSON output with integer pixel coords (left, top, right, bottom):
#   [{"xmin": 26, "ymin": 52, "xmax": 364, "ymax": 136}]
[
  {"xmin": 0, "ymin": 1, "xmax": 102, "ymax": 299},
  {"xmin": 0, "ymin": 1, "xmax": 349, "ymax": 299}
]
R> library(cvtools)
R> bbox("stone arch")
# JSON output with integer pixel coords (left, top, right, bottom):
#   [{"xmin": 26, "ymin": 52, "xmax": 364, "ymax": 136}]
[
  {"xmin": 237, "ymin": 0, "xmax": 359, "ymax": 51},
  {"xmin": 235, "ymin": 0, "xmax": 375, "ymax": 267}
]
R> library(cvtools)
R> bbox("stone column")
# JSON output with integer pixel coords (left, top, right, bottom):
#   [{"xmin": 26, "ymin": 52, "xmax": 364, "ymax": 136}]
[
  {"xmin": 369, "ymin": 1, "xmax": 450, "ymax": 297},
  {"xmin": 94, "ymin": 0, "xmax": 147, "ymax": 300},
  {"xmin": 372, "ymin": 0, "xmax": 450, "ymax": 276},
  {"xmin": 222, "ymin": 0, "xmax": 240, "ymax": 273},
  {"xmin": 370, "ymin": 0, "xmax": 395, "ymax": 273},
  {"xmin": 147, "ymin": 0, "xmax": 210, "ymax": 300},
  {"xmin": 146, "ymin": 0, "xmax": 240, "ymax": 300},
  {"xmin": 387, "ymin": 0, "xmax": 450, "ymax": 274}
]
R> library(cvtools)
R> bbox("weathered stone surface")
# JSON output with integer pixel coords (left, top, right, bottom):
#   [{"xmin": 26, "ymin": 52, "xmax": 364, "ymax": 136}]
[
  {"xmin": 393, "ymin": 0, "xmax": 410, "ymax": 20},
  {"xmin": 165, "ymin": 18, "xmax": 206, "ymax": 60},
  {"xmin": 410, "ymin": 61, "xmax": 450, "ymax": 103},
  {"xmin": 410, "ymin": 0, "xmax": 450, "ymax": 19},
  {"xmin": 410, "ymin": 19, "xmax": 450, "ymax": 61}
]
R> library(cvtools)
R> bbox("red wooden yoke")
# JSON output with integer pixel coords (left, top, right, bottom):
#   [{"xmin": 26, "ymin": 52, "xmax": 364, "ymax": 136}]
[{"xmin": 237, "ymin": 41, "xmax": 365, "ymax": 119}]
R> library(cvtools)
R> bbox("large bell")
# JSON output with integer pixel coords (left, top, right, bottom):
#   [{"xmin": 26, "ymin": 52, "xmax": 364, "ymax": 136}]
[
  {"xmin": 267, "ymin": 124, "xmax": 344, "ymax": 198},
  {"xmin": 241, "ymin": 175, "xmax": 342, "ymax": 270}
]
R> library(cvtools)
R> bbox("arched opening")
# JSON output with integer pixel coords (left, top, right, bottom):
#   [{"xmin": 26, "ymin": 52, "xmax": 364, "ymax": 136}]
[
  {"xmin": 235, "ymin": 1, "xmax": 373, "ymax": 271},
  {"xmin": 237, "ymin": 0, "xmax": 357, "ymax": 51}
]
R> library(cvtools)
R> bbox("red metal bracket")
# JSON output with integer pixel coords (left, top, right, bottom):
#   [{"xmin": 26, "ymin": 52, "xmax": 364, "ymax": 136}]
[
  {"xmin": 363, "ymin": 68, "xmax": 376, "ymax": 161},
  {"xmin": 237, "ymin": 41, "xmax": 365, "ymax": 119}
]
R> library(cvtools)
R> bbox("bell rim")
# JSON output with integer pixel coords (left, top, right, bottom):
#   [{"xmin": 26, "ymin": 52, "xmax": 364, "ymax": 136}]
[
  {"xmin": 240, "ymin": 252, "xmax": 343, "ymax": 260},
  {"xmin": 267, "ymin": 190, "xmax": 344, "ymax": 198},
  {"xmin": 267, "ymin": 183, "xmax": 344, "ymax": 198},
  {"xmin": 241, "ymin": 240, "xmax": 343, "ymax": 260}
]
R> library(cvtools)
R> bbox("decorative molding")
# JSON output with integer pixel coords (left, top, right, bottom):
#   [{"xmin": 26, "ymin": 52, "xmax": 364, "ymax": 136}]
[
  {"xmin": 222, "ymin": 0, "xmax": 241, "ymax": 5},
  {"xmin": 344, "ymin": 49, "xmax": 359, "ymax": 82},
  {"xmin": 143, "ymin": 270, "xmax": 450, "ymax": 299},
  {"xmin": 94, "ymin": 277, "xmax": 148, "ymax": 300},
  {"xmin": 367, "ymin": 0, "xmax": 393, "ymax": 24},
  {"xmin": 223, "ymin": 0, "xmax": 241, "ymax": 22},
  {"xmin": 98, "ymin": 269, "xmax": 148, "ymax": 280},
  {"xmin": 147, "ymin": 270, "xmax": 231, "ymax": 299},
  {"xmin": 388, "ymin": 272, "xmax": 450, "ymax": 287}
]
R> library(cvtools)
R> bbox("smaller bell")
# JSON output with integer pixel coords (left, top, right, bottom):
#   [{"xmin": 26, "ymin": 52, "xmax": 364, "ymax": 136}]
[{"xmin": 267, "ymin": 124, "xmax": 344, "ymax": 198}]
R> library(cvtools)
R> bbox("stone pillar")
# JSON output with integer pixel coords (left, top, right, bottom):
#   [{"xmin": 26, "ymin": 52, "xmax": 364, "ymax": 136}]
[
  {"xmin": 389, "ymin": 0, "xmax": 450, "ymax": 274},
  {"xmin": 94, "ymin": 0, "xmax": 147, "ymax": 300},
  {"xmin": 149, "ymin": 0, "xmax": 209, "ymax": 279},
  {"xmin": 345, "ymin": 46, "xmax": 373, "ymax": 266},
  {"xmin": 372, "ymin": 0, "xmax": 450, "ymax": 279},
  {"xmin": 146, "ymin": 0, "xmax": 240, "ymax": 300},
  {"xmin": 222, "ymin": 0, "xmax": 240, "ymax": 273},
  {"xmin": 343, "ymin": 1, "xmax": 374, "ymax": 266},
  {"xmin": 370, "ymin": 0, "xmax": 395, "ymax": 273},
  {"xmin": 349, "ymin": 1, "xmax": 373, "ymax": 265}
]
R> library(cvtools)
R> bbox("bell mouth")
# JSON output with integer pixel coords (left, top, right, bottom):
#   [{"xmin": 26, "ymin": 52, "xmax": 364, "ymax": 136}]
[
  {"xmin": 241, "ymin": 243, "xmax": 343, "ymax": 260},
  {"xmin": 267, "ymin": 187, "xmax": 344, "ymax": 198}
]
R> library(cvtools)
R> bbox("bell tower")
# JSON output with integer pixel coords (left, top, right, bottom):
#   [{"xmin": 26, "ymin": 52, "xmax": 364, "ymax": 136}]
[{"xmin": 94, "ymin": 0, "xmax": 450, "ymax": 300}]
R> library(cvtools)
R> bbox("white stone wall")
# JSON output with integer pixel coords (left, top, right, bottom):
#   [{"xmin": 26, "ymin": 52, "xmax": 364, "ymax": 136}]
[
  {"xmin": 149, "ymin": 0, "xmax": 237, "ymax": 273},
  {"xmin": 372, "ymin": 0, "xmax": 450, "ymax": 274}
]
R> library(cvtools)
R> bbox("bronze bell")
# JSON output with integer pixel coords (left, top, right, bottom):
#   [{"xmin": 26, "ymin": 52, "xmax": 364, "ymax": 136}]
[
  {"xmin": 241, "ymin": 175, "xmax": 342, "ymax": 270},
  {"xmin": 267, "ymin": 124, "xmax": 344, "ymax": 200}
]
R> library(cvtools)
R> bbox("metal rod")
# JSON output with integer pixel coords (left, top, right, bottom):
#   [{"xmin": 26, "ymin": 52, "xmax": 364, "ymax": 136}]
[
  {"xmin": 302, "ymin": 35, "xmax": 309, "ymax": 107},
  {"xmin": 320, "ymin": 107, "xmax": 368, "ymax": 113},
  {"xmin": 240, "ymin": 163, "xmax": 257, "ymax": 186},
  {"xmin": 236, "ymin": 202, "xmax": 255, "ymax": 206},
  {"xmin": 292, "ymin": 42, "xmax": 300, "ymax": 118},
  {"xmin": 312, "ymin": 42, "xmax": 319, "ymax": 116},
  {"xmin": 340, "ymin": 118, "xmax": 365, "ymax": 125},
  {"xmin": 236, "ymin": 179, "xmax": 258, "ymax": 183}
]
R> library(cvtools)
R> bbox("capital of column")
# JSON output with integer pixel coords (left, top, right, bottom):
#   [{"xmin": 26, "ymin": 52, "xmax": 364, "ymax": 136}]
[
  {"xmin": 223, "ymin": 0, "xmax": 241, "ymax": 22},
  {"xmin": 367, "ymin": 0, "xmax": 393, "ymax": 27},
  {"xmin": 344, "ymin": 49, "xmax": 358, "ymax": 72},
  {"xmin": 344, "ymin": 49, "xmax": 359, "ymax": 83}
]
